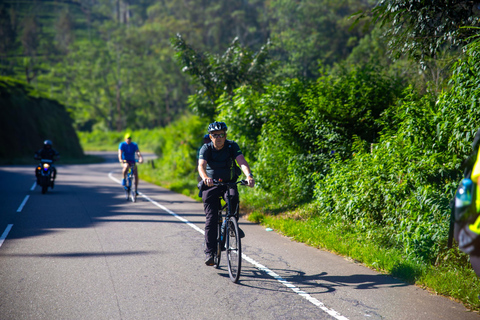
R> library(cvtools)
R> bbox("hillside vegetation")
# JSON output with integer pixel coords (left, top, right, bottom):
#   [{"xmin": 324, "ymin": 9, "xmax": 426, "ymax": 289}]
[{"xmin": 0, "ymin": 76, "xmax": 84, "ymax": 163}]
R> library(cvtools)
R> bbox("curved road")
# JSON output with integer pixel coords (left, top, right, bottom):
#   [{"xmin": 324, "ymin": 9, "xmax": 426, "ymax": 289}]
[{"xmin": 0, "ymin": 153, "xmax": 478, "ymax": 320}]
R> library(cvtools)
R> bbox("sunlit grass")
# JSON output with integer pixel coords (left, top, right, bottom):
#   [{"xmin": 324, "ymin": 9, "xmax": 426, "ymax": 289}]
[{"xmin": 246, "ymin": 210, "xmax": 480, "ymax": 311}]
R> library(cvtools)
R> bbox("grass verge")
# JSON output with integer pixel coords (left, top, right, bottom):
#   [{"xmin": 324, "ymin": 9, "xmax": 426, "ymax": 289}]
[
  {"xmin": 139, "ymin": 161, "xmax": 201, "ymax": 200},
  {"xmin": 247, "ymin": 210, "xmax": 480, "ymax": 311}
]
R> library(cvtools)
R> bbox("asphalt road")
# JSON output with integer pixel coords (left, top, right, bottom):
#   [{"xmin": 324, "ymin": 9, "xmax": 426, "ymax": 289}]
[{"xmin": 0, "ymin": 153, "xmax": 478, "ymax": 320}]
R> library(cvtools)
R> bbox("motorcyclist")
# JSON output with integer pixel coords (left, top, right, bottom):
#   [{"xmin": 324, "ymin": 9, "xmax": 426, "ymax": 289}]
[{"xmin": 34, "ymin": 140, "xmax": 60, "ymax": 187}]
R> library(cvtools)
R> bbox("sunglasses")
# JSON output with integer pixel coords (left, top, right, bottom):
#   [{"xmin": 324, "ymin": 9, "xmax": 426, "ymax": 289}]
[{"xmin": 210, "ymin": 133, "xmax": 226, "ymax": 139}]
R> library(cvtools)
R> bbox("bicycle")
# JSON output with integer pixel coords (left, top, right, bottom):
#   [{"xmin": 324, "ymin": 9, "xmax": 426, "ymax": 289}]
[
  {"xmin": 122, "ymin": 160, "xmax": 138, "ymax": 202},
  {"xmin": 212, "ymin": 179, "xmax": 248, "ymax": 283}
]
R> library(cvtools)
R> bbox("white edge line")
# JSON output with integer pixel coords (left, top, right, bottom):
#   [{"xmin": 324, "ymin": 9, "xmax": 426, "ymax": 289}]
[
  {"xmin": 30, "ymin": 182, "xmax": 36, "ymax": 191},
  {"xmin": 17, "ymin": 195, "xmax": 30, "ymax": 212},
  {"xmin": 0, "ymin": 224, "xmax": 13, "ymax": 248},
  {"xmin": 108, "ymin": 170, "xmax": 348, "ymax": 320},
  {"xmin": 242, "ymin": 254, "xmax": 349, "ymax": 320}
]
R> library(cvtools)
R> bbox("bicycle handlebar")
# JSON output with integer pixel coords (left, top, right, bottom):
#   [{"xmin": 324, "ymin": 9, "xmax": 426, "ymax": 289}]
[
  {"xmin": 212, "ymin": 180, "xmax": 248, "ymax": 187},
  {"xmin": 121, "ymin": 159, "xmax": 140, "ymax": 164}
]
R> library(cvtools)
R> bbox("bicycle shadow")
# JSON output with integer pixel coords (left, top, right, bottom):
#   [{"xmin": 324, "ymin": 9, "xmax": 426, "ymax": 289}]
[{"xmin": 232, "ymin": 266, "xmax": 408, "ymax": 294}]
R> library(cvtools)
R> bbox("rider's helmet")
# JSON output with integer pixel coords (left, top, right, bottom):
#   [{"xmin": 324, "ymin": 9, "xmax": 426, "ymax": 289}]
[
  {"xmin": 208, "ymin": 121, "xmax": 228, "ymax": 133},
  {"xmin": 44, "ymin": 140, "xmax": 53, "ymax": 148}
]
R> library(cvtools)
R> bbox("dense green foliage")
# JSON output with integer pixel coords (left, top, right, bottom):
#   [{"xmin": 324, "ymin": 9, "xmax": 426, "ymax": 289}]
[
  {"xmin": 79, "ymin": 127, "xmax": 165, "ymax": 154},
  {"xmin": 0, "ymin": 76, "xmax": 83, "ymax": 162},
  {"xmin": 216, "ymin": 64, "xmax": 405, "ymax": 206},
  {"xmin": 1, "ymin": 0, "xmax": 374, "ymax": 131},
  {"xmin": 314, "ymin": 90, "xmax": 451, "ymax": 263},
  {"xmin": 360, "ymin": 0, "xmax": 480, "ymax": 62}
]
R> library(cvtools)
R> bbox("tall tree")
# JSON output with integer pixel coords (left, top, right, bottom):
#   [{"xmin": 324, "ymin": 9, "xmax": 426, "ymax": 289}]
[
  {"xmin": 20, "ymin": 14, "xmax": 40, "ymax": 83},
  {"xmin": 266, "ymin": 0, "xmax": 372, "ymax": 80},
  {"xmin": 172, "ymin": 34, "xmax": 271, "ymax": 119},
  {"xmin": 0, "ymin": 5, "xmax": 18, "ymax": 73},
  {"xmin": 358, "ymin": 0, "xmax": 480, "ymax": 63},
  {"xmin": 55, "ymin": 9, "xmax": 75, "ymax": 54}
]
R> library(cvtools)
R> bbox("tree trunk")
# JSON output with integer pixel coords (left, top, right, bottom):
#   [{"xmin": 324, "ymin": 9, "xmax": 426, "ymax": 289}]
[{"xmin": 116, "ymin": 82, "xmax": 121, "ymax": 131}]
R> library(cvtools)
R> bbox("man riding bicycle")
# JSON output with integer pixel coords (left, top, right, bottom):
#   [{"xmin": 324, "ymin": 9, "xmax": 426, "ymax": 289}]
[
  {"xmin": 198, "ymin": 121, "xmax": 255, "ymax": 266},
  {"xmin": 118, "ymin": 133, "xmax": 144, "ymax": 192}
]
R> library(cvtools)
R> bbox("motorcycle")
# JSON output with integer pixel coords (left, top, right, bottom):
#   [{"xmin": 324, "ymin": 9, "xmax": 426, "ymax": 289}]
[{"xmin": 35, "ymin": 159, "xmax": 55, "ymax": 194}]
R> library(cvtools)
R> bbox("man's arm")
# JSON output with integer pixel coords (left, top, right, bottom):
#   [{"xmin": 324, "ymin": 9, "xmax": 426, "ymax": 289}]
[
  {"xmin": 118, "ymin": 149, "xmax": 123, "ymax": 163},
  {"xmin": 236, "ymin": 155, "xmax": 255, "ymax": 187},
  {"xmin": 136, "ymin": 149, "xmax": 144, "ymax": 163},
  {"xmin": 198, "ymin": 159, "xmax": 213, "ymax": 187}
]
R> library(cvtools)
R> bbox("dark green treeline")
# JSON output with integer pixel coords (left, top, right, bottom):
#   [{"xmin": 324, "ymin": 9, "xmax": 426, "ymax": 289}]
[{"xmin": 0, "ymin": 77, "xmax": 84, "ymax": 162}]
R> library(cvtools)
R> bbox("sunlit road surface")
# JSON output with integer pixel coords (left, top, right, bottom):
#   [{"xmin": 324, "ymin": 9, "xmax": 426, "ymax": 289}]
[{"xmin": 0, "ymin": 152, "xmax": 478, "ymax": 320}]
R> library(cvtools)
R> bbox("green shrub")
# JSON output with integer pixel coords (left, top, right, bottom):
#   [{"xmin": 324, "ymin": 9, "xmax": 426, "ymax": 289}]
[{"xmin": 78, "ymin": 128, "xmax": 166, "ymax": 153}]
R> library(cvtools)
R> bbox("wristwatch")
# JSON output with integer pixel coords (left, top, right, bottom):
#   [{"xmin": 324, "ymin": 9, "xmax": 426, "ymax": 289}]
[{"xmin": 248, "ymin": 173, "xmax": 254, "ymax": 178}]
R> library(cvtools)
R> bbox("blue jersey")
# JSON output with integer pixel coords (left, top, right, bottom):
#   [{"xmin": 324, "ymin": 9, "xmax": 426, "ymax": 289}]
[{"xmin": 119, "ymin": 142, "xmax": 139, "ymax": 161}]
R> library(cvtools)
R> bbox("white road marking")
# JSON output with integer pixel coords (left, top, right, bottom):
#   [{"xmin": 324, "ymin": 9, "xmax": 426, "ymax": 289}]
[
  {"xmin": 108, "ymin": 171, "xmax": 349, "ymax": 320},
  {"xmin": 107, "ymin": 172, "xmax": 204, "ymax": 234},
  {"xmin": 242, "ymin": 255, "xmax": 348, "ymax": 320},
  {"xmin": 0, "ymin": 224, "xmax": 13, "ymax": 248},
  {"xmin": 30, "ymin": 182, "xmax": 36, "ymax": 191},
  {"xmin": 16, "ymin": 195, "xmax": 30, "ymax": 212}
]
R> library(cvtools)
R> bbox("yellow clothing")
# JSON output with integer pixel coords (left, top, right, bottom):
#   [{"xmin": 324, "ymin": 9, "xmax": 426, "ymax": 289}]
[{"xmin": 472, "ymin": 151, "xmax": 480, "ymax": 213}]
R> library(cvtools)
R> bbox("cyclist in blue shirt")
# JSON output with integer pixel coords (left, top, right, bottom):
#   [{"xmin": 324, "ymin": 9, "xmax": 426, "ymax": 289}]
[{"xmin": 118, "ymin": 133, "xmax": 144, "ymax": 191}]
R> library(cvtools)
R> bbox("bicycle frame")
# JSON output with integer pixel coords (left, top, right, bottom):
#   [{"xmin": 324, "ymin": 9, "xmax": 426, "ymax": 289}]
[
  {"xmin": 212, "ymin": 180, "xmax": 247, "ymax": 282},
  {"xmin": 123, "ymin": 160, "xmax": 138, "ymax": 202}
]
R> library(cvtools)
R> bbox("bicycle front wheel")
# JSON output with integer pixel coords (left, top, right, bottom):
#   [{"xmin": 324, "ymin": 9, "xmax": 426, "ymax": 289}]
[{"xmin": 226, "ymin": 217, "xmax": 241, "ymax": 283}]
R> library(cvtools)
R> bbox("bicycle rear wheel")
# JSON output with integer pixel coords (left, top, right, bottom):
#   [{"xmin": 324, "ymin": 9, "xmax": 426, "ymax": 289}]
[{"xmin": 226, "ymin": 217, "xmax": 241, "ymax": 283}]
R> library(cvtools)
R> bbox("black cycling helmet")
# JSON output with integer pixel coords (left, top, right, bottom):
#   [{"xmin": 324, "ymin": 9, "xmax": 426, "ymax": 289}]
[
  {"xmin": 44, "ymin": 140, "xmax": 53, "ymax": 147},
  {"xmin": 208, "ymin": 121, "xmax": 228, "ymax": 133}
]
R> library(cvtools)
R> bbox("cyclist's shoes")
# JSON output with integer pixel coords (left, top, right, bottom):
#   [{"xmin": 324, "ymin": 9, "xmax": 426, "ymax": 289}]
[
  {"xmin": 122, "ymin": 178, "xmax": 126, "ymax": 186},
  {"xmin": 221, "ymin": 240, "xmax": 226, "ymax": 251},
  {"xmin": 205, "ymin": 253, "xmax": 215, "ymax": 266},
  {"xmin": 238, "ymin": 227, "xmax": 245, "ymax": 238}
]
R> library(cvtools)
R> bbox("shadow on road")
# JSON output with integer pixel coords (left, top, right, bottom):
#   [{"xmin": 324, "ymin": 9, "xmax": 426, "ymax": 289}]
[
  {"xmin": 0, "ymin": 158, "xmax": 204, "ymax": 244},
  {"xmin": 233, "ymin": 266, "xmax": 408, "ymax": 294},
  {"xmin": 0, "ymin": 251, "xmax": 155, "ymax": 258}
]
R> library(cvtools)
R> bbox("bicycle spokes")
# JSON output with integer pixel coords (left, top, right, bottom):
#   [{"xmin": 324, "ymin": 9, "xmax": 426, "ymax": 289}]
[{"xmin": 226, "ymin": 218, "xmax": 242, "ymax": 283}]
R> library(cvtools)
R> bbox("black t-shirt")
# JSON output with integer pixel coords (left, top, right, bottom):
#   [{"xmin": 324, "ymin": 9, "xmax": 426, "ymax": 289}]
[{"xmin": 198, "ymin": 140, "xmax": 242, "ymax": 182}]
